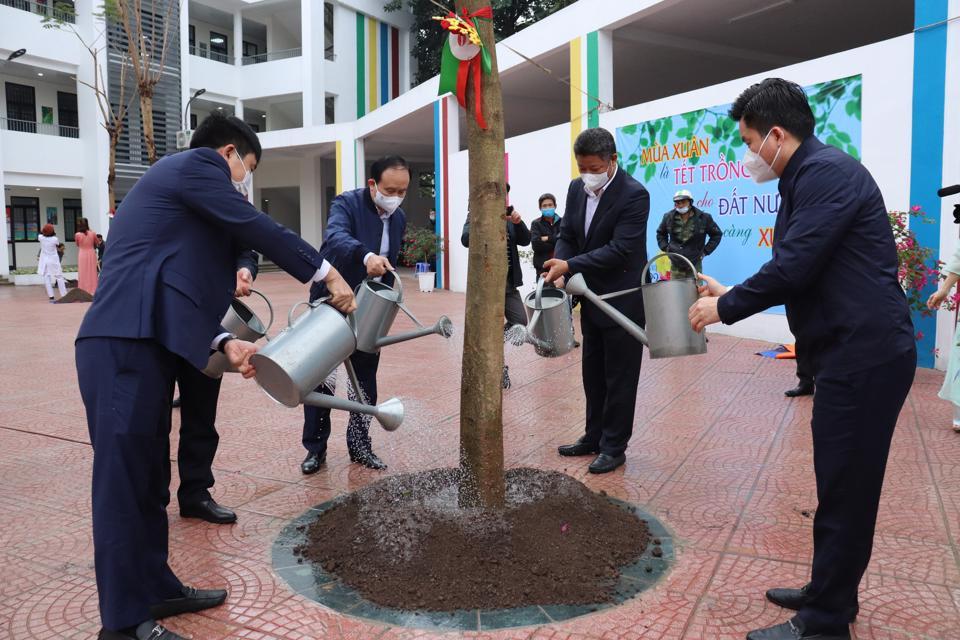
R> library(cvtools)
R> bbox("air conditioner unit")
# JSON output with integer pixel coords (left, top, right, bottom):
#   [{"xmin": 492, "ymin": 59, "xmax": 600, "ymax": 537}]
[{"xmin": 176, "ymin": 130, "xmax": 193, "ymax": 150}]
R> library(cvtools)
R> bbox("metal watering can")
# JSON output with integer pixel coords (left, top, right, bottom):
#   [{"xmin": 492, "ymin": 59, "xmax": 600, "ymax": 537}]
[
  {"xmin": 202, "ymin": 289, "xmax": 274, "ymax": 378},
  {"xmin": 519, "ymin": 278, "xmax": 576, "ymax": 358},
  {"xmin": 565, "ymin": 252, "xmax": 707, "ymax": 359},
  {"xmin": 353, "ymin": 270, "xmax": 454, "ymax": 354},
  {"xmin": 250, "ymin": 300, "xmax": 404, "ymax": 431}
]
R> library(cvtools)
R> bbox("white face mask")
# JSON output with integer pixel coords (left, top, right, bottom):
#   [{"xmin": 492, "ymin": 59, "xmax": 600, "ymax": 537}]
[
  {"xmin": 743, "ymin": 130, "xmax": 782, "ymax": 184},
  {"xmin": 675, "ymin": 205, "xmax": 690, "ymax": 214},
  {"xmin": 232, "ymin": 150, "xmax": 253, "ymax": 196},
  {"xmin": 373, "ymin": 184, "xmax": 404, "ymax": 215},
  {"xmin": 581, "ymin": 167, "xmax": 610, "ymax": 192}
]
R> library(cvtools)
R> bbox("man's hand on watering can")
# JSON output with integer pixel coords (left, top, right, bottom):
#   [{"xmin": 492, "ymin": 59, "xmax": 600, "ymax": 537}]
[
  {"xmin": 235, "ymin": 267, "xmax": 254, "ymax": 297},
  {"xmin": 225, "ymin": 339, "xmax": 259, "ymax": 379},
  {"xmin": 324, "ymin": 267, "xmax": 358, "ymax": 314},
  {"xmin": 366, "ymin": 254, "xmax": 393, "ymax": 278},
  {"xmin": 697, "ymin": 273, "xmax": 729, "ymax": 297},
  {"xmin": 542, "ymin": 258, "xmax": 569, "ymax": 284},
  {"xmin": 689, "ymin": 297, "xmax": 721, "ymax": 332}
]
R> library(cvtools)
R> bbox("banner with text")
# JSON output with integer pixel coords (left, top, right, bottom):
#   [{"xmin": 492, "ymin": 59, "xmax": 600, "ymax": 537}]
[{"xmin": 615, "ymin": 75, "xmax": 862, "ymax": 314}]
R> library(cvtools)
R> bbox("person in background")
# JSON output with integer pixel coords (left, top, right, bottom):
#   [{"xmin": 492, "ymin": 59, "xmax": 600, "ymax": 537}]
[
  {"xmin": 75, "ymin": 217, "xmax": 101, "ymax": 295},
  {"xmin": 656, "ymin": 189, "xmax": 723, "ymax": 277},
  {"xmin": 38, "ymin": 224, "xmax": 68, "ymax": 302},
  {"xmin": 542, "ymin": 127, "xmax": 649, "ymax": 474},
  {"xmin": 689, "ymin": 78, "xmax": 916, "ymax": 640},
  {"xmin": 530, "ymin": 193, "xmax": 561, "ymax": 276},
  {"xmin": 300, "ymin": 156, "xmax": 409, "ymax": 475},
  {"xmin": 96, "ymin": 233, "xmax": 105, "ymax": 271},
  {"xmin": 461, "ymin": 182, "xmax": 531, "ymax": 389},
  {"xmin": 927, "ymin": 249, "xmax": 960, "ymax": 431}
]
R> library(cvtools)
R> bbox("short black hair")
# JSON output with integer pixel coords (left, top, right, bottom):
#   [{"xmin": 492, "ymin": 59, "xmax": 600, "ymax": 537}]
[
  {"xmin": 538, "ymin": 193, "xmax": 557, "ymax": 208},
  {"xmin": 190, "ymin": 112, "xmax": 262, "ymax": 163},
  {"xmin": 729, "ymin": 78, "xmax": 815, "ymax": 139},
  {"xmin": 370, "ymin": 155, "xmax": 409, "ymax": 182},
  {"xmin": 573, "ymin": 127, "xmax": 617, "ymax": 160}
]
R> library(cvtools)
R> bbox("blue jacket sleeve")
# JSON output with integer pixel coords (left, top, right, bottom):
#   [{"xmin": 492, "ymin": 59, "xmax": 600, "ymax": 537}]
[
  {"xmin": 178, "ymin": 150, "xmax": 323, "ymax": 283},
  {"xmin": 323, "ymin": 193, "xmax": 369, "ymax": 267},
  {"xmin": 566, "ymin": 184, "xmax": 649, "ymax": 275},
  {"xmin": 717, "ymin": 160, "xmax": 860, "ymax": 324},
  {"xmin": 236, "ymin": 249, "xmax": 260, "ymax": 279}
]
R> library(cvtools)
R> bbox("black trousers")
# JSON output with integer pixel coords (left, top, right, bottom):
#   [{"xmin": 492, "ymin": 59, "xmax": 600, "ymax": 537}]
[
  {"xmin": 174, "ymin": 361, "xmax": 223, "ymax": 505},
  {"xmin": 302, "ymin": 350, "xmax": 381, "ymax": 456},
  {"xmin": 796, "ymin": 349, "xmax": 815, "ymax": 386},
  {"xmin": 504, "ymin": 286, "xmax": 526, "ymax": 328},
  {"xmin": 579, "ymin": 315, "xmax": 644, "ymax": 456},
  {"xmin": 798, "ymin": 348, "xmax": 916, "ymax": 633},
  {"xmin": 76, "ymin": 337, "xmax": 183, "ymax": 631}
]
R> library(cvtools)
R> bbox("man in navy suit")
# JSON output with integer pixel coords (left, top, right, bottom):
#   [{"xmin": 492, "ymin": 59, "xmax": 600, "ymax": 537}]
[
  {"xmin": 690, "ymin": 79, "xmax": 916, "ymax": 640},
  {"xmin": 75, "ymin": 113, "xmax": 356, "ymax": 640},
  {"xmin": 172, "ymin": 249, "xmax": 259, "ymax": 525},
  {"xmin": 300, "ymin": 156, "xmax": 409, "ymax": 474},
  {"xmin": 543, "ymin": 127, "xmax": 650, "ymax": 474}
]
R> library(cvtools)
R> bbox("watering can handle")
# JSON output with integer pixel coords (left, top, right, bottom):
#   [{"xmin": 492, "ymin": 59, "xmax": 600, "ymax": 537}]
[
  {"xmin": 534, "ymin": 276, "xmax": 546, "ymax": 311},
  {"xmin": 287, "ymin": 299, "xmax": 323, "ymax": 327},
  {"xmin": 248, "ymin": 288, "xmax": 275, "ymax": 334},
  {"xmin": 388, "ymin": 268, "xmax": 404, "ymax": 302},
  {"xmin": 642, "ymin": 252, "xmax": 699, "ymax": 285}
]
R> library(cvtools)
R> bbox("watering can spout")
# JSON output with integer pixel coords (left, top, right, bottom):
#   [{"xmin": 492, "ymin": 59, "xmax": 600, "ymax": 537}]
[
  {"xmin": 374, "ymin": 315, "xmax": 454, "ymax": 350},
  {"xmin": 566, "ymin": 274, "xmax": 650, "ymax": 347},
  {"xmin": 302, "ymin": 391, "xmax": 405, "ymax": 431}
]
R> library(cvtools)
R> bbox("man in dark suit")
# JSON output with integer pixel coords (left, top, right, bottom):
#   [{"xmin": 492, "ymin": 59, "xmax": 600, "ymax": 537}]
[
  {"xmin": 75, "ymin": 113, "xmax": 356, "ymax": 640},
  {"xmin": 300, "ymin": 156, "xmax": 409, "ymax": 474},
  {"xmin": 173, "ymin": 249, "xmax": 259, "ymax": 525},
  {"xmin": 690, "ymin": 79, "xmax": 916, "ymax": 640},
  {"xmin": 543, "ymin": 127, "xmax": 650, "ymax": 474},
  {"xmin": 460, "ymin": 182, "xmax": 532, "ymax": 389}
]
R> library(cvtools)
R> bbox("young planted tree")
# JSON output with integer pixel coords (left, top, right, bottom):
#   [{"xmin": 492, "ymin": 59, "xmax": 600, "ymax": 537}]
[
  {"xmin": 457, "ymin": 0, "xmax": 508, "ymax": 509},
  {"xmin": 44, "ymin": 3, "xmax": 137, "ymax": 211}
]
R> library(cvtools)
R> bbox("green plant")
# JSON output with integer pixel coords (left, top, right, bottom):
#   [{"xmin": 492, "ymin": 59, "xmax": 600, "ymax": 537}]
[
  {"xmin": 890, "ymin": 206, "xmax": 956, "ymax": 317},
  {"xmin": 399, "ymin": 226, "xmax": 441, "ymax": 266},
  {"xmin": 11, "ymin": 265, "xmax": 78, "ymax": 275}
]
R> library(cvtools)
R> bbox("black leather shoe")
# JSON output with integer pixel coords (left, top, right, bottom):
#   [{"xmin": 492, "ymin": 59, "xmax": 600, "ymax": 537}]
[
  {"xmin": 784, "ymin": 382, "xmax": 814, "ymax": 397},
  {"xmin": 588, "ymin": 453, "xmax": 626, "ymax": 474},
  {"xmin": 171, "ymin": 396, "xmax": 181, "ymax": 408},
  {"xmin": 558, "ymin": 439, "xmax": 600, "ymax": 457},
  {"xmin": 300, "ymin": 452, "xmax": 326, "ymax": 475},
  {"xmin": 502, "ymin": 365, "xmax": 511, "ymax": 389},
  {"xmin": 148, "ymin": 585, "xmax": 227, "ymax": 620},
  {"xmin": 350, "ymin": 451, "xmax": 388, "ymax": 470},
  {"xmin": 180, "ymin": 499, "xmax": 237, "ymax": 524},
  {"xmin": 99, "ymin": 621, "xmax": 187, "ymax": 639},
  {"xmin": 747, "ymin": 617, "xmax": 850, "ymax": 640},
  {"xmin": 766, "ymin": 584, "xmax": 857, "ymax": 622}
]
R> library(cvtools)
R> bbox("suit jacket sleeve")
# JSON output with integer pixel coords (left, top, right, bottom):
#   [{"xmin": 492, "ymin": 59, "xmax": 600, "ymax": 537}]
[
  {"xmin": 656, "ymin": 213, "xmax": 670, "ymax": 251},
  {"xmin": 322, "ymin": 193, "xmax": 369, "ymax": 267},
  {"xmin": 703, "ymin": 214, "xmax": 723, "ymax": 256},
  {"xmin": 717, "ymin": 160, "xmax": 860, "ymax": 324},
  {"xmin": 554, "ymin": 182, "xmax": 579, "ymax": 262},
  {"xmin": 512, "ymin": 220, "xmax": 531, "ymax": 247},
  {"xmin": 566, "ymin": 183, "xmax": 649, "ymax": 275},
  {"xmin": 178, "ymin": 151, "xmax": 322, "ymax": 283},
  {"xmin": 236, "ymin": 249, "xmax": 260, "ymax": 279}
]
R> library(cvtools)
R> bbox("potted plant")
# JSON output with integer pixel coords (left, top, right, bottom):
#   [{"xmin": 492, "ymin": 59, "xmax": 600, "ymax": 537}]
[{"xmin": 400, "ymin": 226, "xmax": 441, "ymax": 292}]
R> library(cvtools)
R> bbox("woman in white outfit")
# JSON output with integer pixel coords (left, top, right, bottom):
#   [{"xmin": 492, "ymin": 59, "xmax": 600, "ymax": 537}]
[{"xmin": 37, "ymin": 224, "xmax": 67, "ymax": 302}]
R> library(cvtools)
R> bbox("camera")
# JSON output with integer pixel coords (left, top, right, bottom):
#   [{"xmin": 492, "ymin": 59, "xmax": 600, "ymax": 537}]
[{"xmin": 938, "ymin": 185, "xmax": 960, "ymax": 224}]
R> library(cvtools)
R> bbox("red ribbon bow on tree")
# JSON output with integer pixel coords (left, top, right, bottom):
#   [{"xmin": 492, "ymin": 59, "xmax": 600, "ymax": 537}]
[{"xmin": 434, "ymin": 6, "xmax": 493, "ymax": 129}]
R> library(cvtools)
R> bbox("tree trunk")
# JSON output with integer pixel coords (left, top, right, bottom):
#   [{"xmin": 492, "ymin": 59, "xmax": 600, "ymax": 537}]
[
  {"xmin": 108, "ymin": 130, "xmax": 119, "ymax": 212},
  {"xmin": 458, "ymin": 1, "xmax": 507, "ymax": 509},
  {"xmin": 140, "ymin": 90, "xmax": 157, "ymax": 164}
]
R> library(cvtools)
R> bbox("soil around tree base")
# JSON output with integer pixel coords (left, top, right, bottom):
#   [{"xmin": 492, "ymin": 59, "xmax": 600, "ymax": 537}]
[{"xmin": 294, "ymin": 468, "xmax": 651, "ymax": 611}]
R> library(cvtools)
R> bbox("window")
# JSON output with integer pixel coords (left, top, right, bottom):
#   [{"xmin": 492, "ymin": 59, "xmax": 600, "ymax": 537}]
[
  {"xmin": 247, "ymin": 122, "xmax": 260, "ymax": 133},
  {"xmin": 189, "ymin": 24, "xmax": 195, "ymax": 47},
  {"xmin": 5, "ymin": 82, "xmax": 36, "ymax": 133},
  {"xmin": 209, "ymin": 31, "xmax": 229, "ymax": 63},
  {"xmin": 243, "ymin": 41, "xmax": 259, "ymax": 58},
  {"xmin": 57, "ymin": 91, "xmax": 78, "ymax": 138},
  {"xmin": 325, "ymin": 95, "xmax": 335, "ymax": 125},
  {"xmin": 63, "ymin": 199, "xmax": 82, "ymax": 238},
  {"xmin": 10, "ymin": 197, "xmax": 40, "ymax": 242},
  {"xmin": 324, "ymin": 2, "xmax": 335, "ymax": 60},
  {"xmin": 190, "ymin": 113, "xmax": 197, "ymax": 129},
  {"xmin": 418, "ymin": 171, "xmax": 435, "ymax": 199}
]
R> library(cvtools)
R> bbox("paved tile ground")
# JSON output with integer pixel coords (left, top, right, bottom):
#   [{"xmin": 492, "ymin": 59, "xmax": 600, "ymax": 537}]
[{"xmin": 1, "ymin": 272, "xmax": 958, "ymax": 639}]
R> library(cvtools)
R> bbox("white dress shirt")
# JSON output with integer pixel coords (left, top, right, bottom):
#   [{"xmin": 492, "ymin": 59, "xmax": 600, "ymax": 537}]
[
  {"xmin": 363, "ymin": 210, "xmax": 393, "ymax": 268},
  {"xmin": 583, "ymin": 165, "xmax": 618, "ymax": 236}
]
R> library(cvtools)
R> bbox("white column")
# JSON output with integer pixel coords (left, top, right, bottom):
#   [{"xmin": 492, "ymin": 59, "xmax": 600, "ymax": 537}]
[
  {"xmin": 596, "ymin": 29, "xmax": 614, "ymax": 111},
  {"xmin": 299, "ymin": 155, "xmax": 324, "ymax": 248},
  {"xmin": 301, "ymin": 0, "xmax": 325, "ymax": 127},
  {"xmin": 354, "ymin": 136, "xmax": 366, "ymax": 187},
  {"xmin": 180, "ymin": 0, "xmax": 190, "ymax": 131},
  {"xmin": 399, "ymin": 29, "xmax": 412, "ymax": 94},
  {"xmin": 234, "ymin": 98, "xmax": 244, "ymax": 120},
  {"xmin": 0, "ymin": 113, "xmax": 7, "ymax": 276},
  {"xmin": 233, "ymin": 10, "xmax": 243, "ymax": 67},
  {"xmin": 76, "ymin": 0, "xmax": 110, "ymax": 236}
]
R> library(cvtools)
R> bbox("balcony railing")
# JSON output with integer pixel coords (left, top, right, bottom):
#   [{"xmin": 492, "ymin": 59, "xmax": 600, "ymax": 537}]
[
  {"xmin": 241, "ymin": 47, "xmax": 302, "ymax": 66},
  {"xmin": 0, "ymin": 0, "xmax": 75, "ymax": 23},
  {"xmin": 188, "ymin": 44, "xmax": 231, "ymax": 65},
  {"xmin": 1, "ymin": 117, "xmax": 79, "ymax": 138}
]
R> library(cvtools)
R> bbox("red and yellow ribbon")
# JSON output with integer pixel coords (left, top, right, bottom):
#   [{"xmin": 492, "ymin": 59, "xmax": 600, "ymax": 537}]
[{"xmin": 434, "ymin": 6, "xmax": 493, "ymax": 129}]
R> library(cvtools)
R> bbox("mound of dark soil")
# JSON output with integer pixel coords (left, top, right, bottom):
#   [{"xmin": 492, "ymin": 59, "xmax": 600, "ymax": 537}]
[
  {"xmin": 56, "ymin": 288, "xmax": 93, "ymax": 303},
  {"xmin": 294, "ymin": 467, "xmax": 650, "ymax": 611}
]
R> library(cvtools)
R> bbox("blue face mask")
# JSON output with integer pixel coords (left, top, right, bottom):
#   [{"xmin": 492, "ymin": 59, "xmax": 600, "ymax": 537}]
[{"xmin": 541, "ymin": 208, "xmax": 556, "ymax": 219}]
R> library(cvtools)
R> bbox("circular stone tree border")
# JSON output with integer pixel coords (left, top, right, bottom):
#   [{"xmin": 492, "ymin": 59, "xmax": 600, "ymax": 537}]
[{"xmin": 271, "ymin": 496, "xmax": 675, "ymax": 632}]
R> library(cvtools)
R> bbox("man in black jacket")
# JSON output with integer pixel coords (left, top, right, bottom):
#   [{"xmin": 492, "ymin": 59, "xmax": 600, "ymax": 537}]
[
  {"xmin": 530, "ymin": 192, "xmax": 561, "ymax": 275},
  {"xmin": 173, "ymin": 250, "xmax": 259, "ymax": 525},
  {"xmin": 543, "ymin": 127, "xmax": 649, "ymax": 474},
  {"xmin": 461, "ymin": 183, "xmax": 531, "ymax": 389},
  {"xmin": 655, "ymin": 189, "xmax": 722, "ymax": 276},
  {"xmin": 690, "ymin": 78, "xmax": 915, "ymax": 640}
]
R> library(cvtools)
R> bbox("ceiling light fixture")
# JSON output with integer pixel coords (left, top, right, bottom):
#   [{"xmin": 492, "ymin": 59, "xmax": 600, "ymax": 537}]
[
  {"xmin": 210, "ymin": 37, "xmax": 225, "ymax": 44},
  {"xmin": 217, "ymin": 106, "xmax": 223, "ymax": 110},
  {"xmin": 35, "ymin": 187, "xmax": 41, "ymax": 191},
  {"xmin": 728, "ymin": 0, "xmax": 795, "ymax": 24},
  {"xmin": 37, "ymin": 72, "xmax": 44, "ymax": 77}
]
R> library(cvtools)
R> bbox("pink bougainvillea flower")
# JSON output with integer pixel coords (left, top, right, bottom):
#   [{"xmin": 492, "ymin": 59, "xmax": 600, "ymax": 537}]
[{"xmin": 911, "ymin": 205, "xmax": 921, "ymax": 212}]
